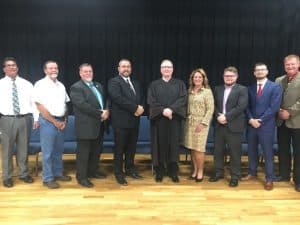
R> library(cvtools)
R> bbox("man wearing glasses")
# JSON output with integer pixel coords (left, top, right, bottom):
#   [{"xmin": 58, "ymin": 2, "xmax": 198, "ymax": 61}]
[
  {"xmin": 241, "ymin": 63, "xmax": 282, "ymax": 191},
  {"xmin": 0, "ymin": 57, "xmax": 36, "ymax": 187},
  {"xmin": 148, "ymin": 59, "xmax": 187, "ymax": 183}
]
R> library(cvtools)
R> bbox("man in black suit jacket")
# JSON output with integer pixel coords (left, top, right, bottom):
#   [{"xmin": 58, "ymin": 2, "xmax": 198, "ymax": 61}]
[
  {"xmin": 108, "ymin": 59, "xmax": 144, "ymax": 186},
  {"xmin": 209, "ymin": 66, "xmax": 248, "ymax": 187},
  {"xmin": 70, "ymin": 63, "xmax": 109, "ymax": 188}
]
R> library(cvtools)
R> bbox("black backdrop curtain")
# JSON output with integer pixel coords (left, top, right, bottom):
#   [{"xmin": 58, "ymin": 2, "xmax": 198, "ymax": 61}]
[{"xmin": 0, "ymin": 0, "xmax": 299, "ymax": 102}]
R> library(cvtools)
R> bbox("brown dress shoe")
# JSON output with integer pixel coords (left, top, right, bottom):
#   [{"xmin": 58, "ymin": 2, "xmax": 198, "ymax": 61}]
[
  {"xmin": 264, "ymin": 181, "xmax": 273, "ymax": 191},
  {"xmin": 241, "ymin": 174, "xmax": 257, "ymax": 181}
]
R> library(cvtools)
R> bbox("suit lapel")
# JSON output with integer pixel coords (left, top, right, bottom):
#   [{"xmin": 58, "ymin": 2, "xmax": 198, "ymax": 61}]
[{"xmin": 80, "ymin": 80, "xmax": 100, "ymax": 106}]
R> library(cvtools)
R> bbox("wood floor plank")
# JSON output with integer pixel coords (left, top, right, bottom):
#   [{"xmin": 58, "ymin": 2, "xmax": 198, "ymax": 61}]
[{"xmin": 0, "ymin": 150, "xmax": 300, "ymax": 225}]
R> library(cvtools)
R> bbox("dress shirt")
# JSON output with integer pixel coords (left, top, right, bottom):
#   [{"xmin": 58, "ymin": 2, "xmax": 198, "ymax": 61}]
[
  {"xmin": 0, "ymin": 75, "xmax": 38, "ymax": 120},
  {"xmin": 257, "ymin": 78, "xmax": 267, "ymax": 94},
  {"xmin": 120, "ymin": 75, "xmax": 136, "ymax": 94},
  {"xmin": 33, "ymin": 76, "xmax": 70, "ymax": 117},
  {"xmin": 222, "ymin": 85, "xmax": 233, "ymax": 114}
]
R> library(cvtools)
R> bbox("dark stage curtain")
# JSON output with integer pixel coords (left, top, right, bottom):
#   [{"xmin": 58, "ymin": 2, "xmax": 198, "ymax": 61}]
[{"xmin": 0, "ymin": 0, "xmax": 299, "ymax": 99}]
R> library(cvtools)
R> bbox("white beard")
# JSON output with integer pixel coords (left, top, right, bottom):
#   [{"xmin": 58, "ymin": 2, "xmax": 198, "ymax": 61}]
[{"xmin": 50, "ymin": 74, "xmax": 58, "ymax": 79}]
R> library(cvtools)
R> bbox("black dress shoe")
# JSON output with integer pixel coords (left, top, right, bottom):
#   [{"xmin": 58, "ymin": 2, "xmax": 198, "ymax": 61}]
[
  {"xmin": 115, "ymin": 174, "xmax": 128, "ymax": 186},
  {"xmin": 19, "ymin": 175, "xmax": 34, "ymax": 183},
  {"xmin": 229, "ymin": 179, "xmax": 239, "ymax": 187},
  {"xmin": 3, "ymin": 179, "xmax": 13, "ymax": 188},
  {"xmin": 209, "ymin": 175, "xmax": 224, "ymax": 182},
  {"xmin": 274, "ymin": 176, "xmax": 290, "ymax": 182},
  {"xmin": 195, "ymin": 177, "xmax": 203, "ymax": 183},
  {"xmin": 187, "ymin": 175, "xmax": 196, "ymax": 180},
  {"xmin": 155, "ymin": 174, "xmax": 163, "ymax": 182},
  {"xmin": 89, "ymin": 172, "xmax": 107, "ymax": 179},
  {"xmin": 125, "ymin": 171, "xmax": 143, "ymax": 179},
  {"xmin": 170, "ymin": 175, "xmax": 179, "ymax": 183},
  {"xmin": 78, "ymin": 179, "xmax": 94, "ymax": 188},
  {"xmin": 295, "ymin": 184, "xmax": 300, "ymax": 192}
]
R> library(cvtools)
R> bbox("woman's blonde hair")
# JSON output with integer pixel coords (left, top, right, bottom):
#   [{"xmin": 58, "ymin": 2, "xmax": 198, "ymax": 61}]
[{"xmin": 188, "ymin": 68, "xmax": 210, "ymax": 92}]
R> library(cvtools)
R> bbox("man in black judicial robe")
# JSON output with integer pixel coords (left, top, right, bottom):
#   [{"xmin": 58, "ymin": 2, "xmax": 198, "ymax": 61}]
[{"xmin": 147, "ymin": 59, "xmax": 187, "ymax": 183}]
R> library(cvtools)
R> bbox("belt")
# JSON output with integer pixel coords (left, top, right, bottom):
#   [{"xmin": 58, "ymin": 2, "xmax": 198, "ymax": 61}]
[
  {"xmin": 2, "ymin": 113, "xmax": 32, "ymax": 118},
  {"xmin": 52, "ymin": 116, "xmax": 65, "ymax": 120}
]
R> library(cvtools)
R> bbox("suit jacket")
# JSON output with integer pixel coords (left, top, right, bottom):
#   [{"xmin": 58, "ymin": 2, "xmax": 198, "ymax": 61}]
[
  {"xmin": 70, "ymin": 79, "xmax": 107, "ymax": 139},
  {"xmin": 276, "ymin": 72, "xmax": 300, "ymax": 128},
  {"xmin": 247, "ymin": 80, "xmax": 282, "ymax": 129},
  {"xmin": 214, "ymin": 83, "xmax": 248, "ymax": 132},
  {"xmin": 108, "ymin": 75, "xmax": 143, "ymax": 129}
]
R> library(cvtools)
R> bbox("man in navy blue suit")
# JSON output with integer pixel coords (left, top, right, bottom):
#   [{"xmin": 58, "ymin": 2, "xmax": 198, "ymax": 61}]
[{"xmin": 241, "ymin": 63, "xmax": 282, "ymax": 190}]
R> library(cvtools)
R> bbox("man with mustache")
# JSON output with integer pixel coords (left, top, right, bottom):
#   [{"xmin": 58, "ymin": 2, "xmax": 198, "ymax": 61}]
[
  {"xmin": 108, "ymin": 59, "xmax": 144, "ymax": 186},
  {"xmin": 33, "ymin": 60, "xmax": 71, "ymax": 189},
  {"xmin": 275, "ymin": 54, "xmax": 300, "ymax": 192}
]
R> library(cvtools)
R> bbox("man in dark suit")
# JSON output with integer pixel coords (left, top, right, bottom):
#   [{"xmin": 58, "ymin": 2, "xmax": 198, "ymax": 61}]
[
  {"xmin": 209, "ymin": 66, "xmax": 248, "ymax": 187},
  {"xmin": 70, "ymin": 63, "xmax": 109, "ymax": 188},
  {"xmin": 241, "ymin": 63, "xmax": 282, "ymax": 191},
  {"xmin": 108, "ymin": 59, "xmax": 144, "ymax": 186}
]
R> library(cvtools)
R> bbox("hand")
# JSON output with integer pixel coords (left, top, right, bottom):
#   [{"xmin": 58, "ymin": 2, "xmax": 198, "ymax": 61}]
[
  {"xmin": 134, "ymin": 105, "xmax": 144, "ymax": 116},
  {"xmin": 278, "ymin": 109, "xmax": 290, "ymax": 120},
  {"xmin": 53, "ymin": 120, "xmax": 65, "ymax": 130},
  {"xmin": 33, "ymin": 121, "xmax": 39, "ymax": 129},
  {"xmin": 249, "ymin": 118, "xmax": 261, "ymax": 128},
  {"xmin": 195, "ymin": 123, "xmax": 206, "ymax": 133},
  {"xmin": 163, "ymin": 108, "xmax": 173, "ymax": 120},
  {"xmin": 101, "ymin": 109, "xmax": 109, "ymax": 121},
  {"xmin": 217, "ymin": 113, "xmax": 227, "ymax": 124}
]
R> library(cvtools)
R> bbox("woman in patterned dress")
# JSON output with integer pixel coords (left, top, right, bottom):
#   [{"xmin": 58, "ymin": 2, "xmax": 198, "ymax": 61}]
[{"xmin": 183, "ymin": 68, "xmax": 214, "ymax": 182}]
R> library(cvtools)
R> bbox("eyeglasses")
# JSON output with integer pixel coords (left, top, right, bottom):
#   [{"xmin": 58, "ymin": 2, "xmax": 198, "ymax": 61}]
[
  {"xmin": 255, "ymin": 68, "xmax": 267, "ymax": 71},
  {"xmin": 5, "ymin": 64, "xmax": 17, "ymax": 68},
  {"xmin": 161, "ymin": 66, "xmax": 173, "ymax": 69}
]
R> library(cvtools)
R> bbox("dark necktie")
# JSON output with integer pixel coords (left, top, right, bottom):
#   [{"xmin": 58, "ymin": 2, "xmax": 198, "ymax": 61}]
[{"xmin": 126, "ymin": 78, "xmax": 136, "ymax": 95}]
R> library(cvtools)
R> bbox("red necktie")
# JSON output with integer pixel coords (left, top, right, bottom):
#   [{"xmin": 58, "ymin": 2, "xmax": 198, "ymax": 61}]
[{"xmin": 257, "ymin": 84, "xmax": 262, "ymax": 97}]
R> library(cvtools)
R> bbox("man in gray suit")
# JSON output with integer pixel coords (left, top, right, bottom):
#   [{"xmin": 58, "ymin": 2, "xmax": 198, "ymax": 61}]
[
  {"xmin": 70, "ymin": 63, "xmax": 109, "ymax": 188},
  {"xmin": 275, "ymin": 54, "xmax": 300, "ymax": 192},
  {"xmin": 209, "ymin": 66, "xmax": 248, "ymax": 187}
]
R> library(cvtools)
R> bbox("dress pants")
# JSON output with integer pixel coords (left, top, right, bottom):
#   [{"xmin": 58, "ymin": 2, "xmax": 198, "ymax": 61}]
[
  {"xmin": 247, "ymin": 126, "xmax": 275, "ymax": 182},
  {"xmin": 76, "ymin": 138, "xmax": 101, "ymax": 181},
  {"xmin": 0, "ymin": 115, "xmax": 32, "ymax": 180},
  {"xmin": 277, "ymin": 123, "xmax": 300, "ymax": 184},
  {"xmin": 113, "ymin": 127, "xmax": 138, "ymax": 174},
  {"xmin": 214, "ymin": 125, "xmax": 242, "ymax": 180},
  {"xmin": 39, "ymin": 116, "xmax": 65, "ymax": 182}
]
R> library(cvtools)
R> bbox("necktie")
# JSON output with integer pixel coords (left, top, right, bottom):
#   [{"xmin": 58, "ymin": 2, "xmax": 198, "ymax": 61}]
[
  {"xmin": 257, "ymin": 84, "xmax": 263, "ymax": 97},
  {"xmin": 12, "ymin": 79, "xmax": 20, "ymax": 115},
  {"xmin": 89, "ymin": 83, "xmax": 104, "ymax": 109},
  {"xmin": 126, "ymin": 78, "xmax": 136, "ymax": 95}
]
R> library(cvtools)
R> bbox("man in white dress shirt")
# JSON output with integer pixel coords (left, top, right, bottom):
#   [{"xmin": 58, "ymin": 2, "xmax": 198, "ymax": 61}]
[
  {"xmin": 33, "ymin": 60, "xmax": 71, "ymax": 189},
  {"xmin": 0, "ymin": 57, "xmax": 35, "ymax": 188}
]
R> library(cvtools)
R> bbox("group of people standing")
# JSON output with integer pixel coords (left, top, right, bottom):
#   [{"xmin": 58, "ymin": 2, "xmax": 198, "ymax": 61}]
[{"xmin": 0, "ymin": 54, "xmax": 299, "ymax": 193}]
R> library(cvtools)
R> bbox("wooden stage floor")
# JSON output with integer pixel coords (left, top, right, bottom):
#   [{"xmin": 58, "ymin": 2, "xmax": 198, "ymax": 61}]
[{"xmin": 0, "ymin": 151, "xmax": 300, "ymax": 225}]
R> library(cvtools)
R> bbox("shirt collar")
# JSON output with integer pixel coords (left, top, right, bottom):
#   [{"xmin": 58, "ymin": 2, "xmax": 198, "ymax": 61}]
[
  {"xmin": 119, "ymin": 74, "xmax": 131, "ymax": 82},
  {"xmin": 257, "ymin": 78, "xmax": 267, "ymax": 86},
  {"xmin": 4, "ymin": 75, "xmax": 19, "ymax": 81}
]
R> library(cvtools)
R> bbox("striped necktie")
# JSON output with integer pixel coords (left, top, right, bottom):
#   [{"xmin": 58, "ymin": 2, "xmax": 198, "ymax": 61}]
[{"xmin": 12, "ymin": 79, "xmax": 20, "ymax": 115}]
